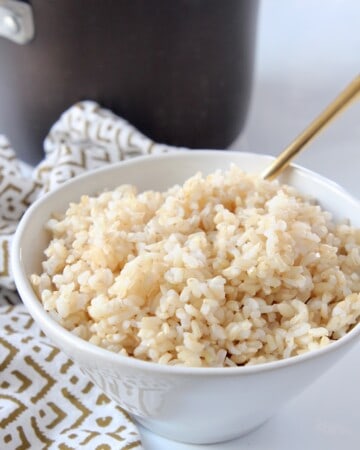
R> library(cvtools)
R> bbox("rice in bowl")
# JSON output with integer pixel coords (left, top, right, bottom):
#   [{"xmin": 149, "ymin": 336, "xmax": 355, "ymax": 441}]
[{"xmin": 30, "ymin": 165, "xmax": 360, "ymax": 367}]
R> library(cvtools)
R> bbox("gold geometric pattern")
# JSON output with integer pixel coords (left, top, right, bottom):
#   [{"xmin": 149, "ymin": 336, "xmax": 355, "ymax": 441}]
[
  {"xmin": 33, "ymin": 100, "xmax": 173, "ymax": 196},
  {"xmin": 0, "ymin": 302, "xmax": 142, "ymax": 449},
  {"xmin": 0, "ymin": 136, "xmax": 41, "ymax": 290},
  {"xmin": 0, "ymin": 101, "xmax": 184, "ymax": 447}
]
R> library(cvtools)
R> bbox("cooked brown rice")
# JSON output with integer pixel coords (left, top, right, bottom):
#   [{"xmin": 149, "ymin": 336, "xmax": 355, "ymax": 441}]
[{"xmin": 31, "ymin": 165, "xmax": 360, "ymax": 367}]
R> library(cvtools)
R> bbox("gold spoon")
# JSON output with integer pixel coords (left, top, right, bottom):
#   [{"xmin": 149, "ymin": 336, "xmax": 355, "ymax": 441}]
[{"xmin": 261, "ymin": 74, "xmax": 360, "ymax": 181}]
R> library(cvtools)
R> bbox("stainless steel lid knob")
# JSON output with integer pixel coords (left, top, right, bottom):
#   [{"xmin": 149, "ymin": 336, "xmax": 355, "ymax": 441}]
[
  {"xmin": 2, "ymin": 12, "xmax": 20, "ymax": 35},
  {"xmin": 0, "ymin": 0, "xmax": 34, "ymax": 44}
]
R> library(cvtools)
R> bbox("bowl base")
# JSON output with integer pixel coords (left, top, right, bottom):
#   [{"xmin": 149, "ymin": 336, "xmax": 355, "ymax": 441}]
[{"xmin": 133, "ymin": 415, "xmax": 270, "ymax": 445}]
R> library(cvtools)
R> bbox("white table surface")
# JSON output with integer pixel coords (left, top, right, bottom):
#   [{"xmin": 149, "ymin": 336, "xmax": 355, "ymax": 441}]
[{"xmin": 140, "ymin": 1, "xmax": 360, "ymax": 449}]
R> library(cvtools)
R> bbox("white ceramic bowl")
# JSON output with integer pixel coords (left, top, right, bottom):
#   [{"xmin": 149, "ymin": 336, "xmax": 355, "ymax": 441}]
[{"xmin": 12, "ymin": 151, "xmax": 360, "ymax": 444}]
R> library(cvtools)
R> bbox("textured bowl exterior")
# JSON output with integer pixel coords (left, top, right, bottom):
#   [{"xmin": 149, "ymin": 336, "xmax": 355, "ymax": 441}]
[{"xmin": 12, "ymin": 151, "xmax": 360, "ymax": 444}]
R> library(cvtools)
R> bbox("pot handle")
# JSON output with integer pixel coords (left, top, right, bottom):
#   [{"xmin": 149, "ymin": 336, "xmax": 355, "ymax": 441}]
[{"xmin": 0, "ymin": 0, "xmax": 34, "ymax": 44}]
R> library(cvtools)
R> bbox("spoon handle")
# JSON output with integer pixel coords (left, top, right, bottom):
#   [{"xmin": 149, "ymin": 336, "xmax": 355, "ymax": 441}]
[{"xmin": 261, "ymin": 74, "xmax": 360, "ymax": 181}]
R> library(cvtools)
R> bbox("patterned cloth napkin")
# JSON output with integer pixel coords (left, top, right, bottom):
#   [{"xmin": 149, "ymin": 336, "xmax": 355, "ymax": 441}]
[{"xmin": 0, "ymin": 101, "xmax": 178, "ymax": 449}]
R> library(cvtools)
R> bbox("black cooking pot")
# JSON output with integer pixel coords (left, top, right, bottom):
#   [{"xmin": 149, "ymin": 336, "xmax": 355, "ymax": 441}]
[{"xmin": 0, "ymin": 0, "xmax": 259, "ymax": 164}]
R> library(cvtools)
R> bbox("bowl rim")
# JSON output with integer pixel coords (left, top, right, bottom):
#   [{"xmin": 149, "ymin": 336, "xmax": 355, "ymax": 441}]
[{"xmin": 11, "ymin": 150, "xmax": 360, "ymax": 377}]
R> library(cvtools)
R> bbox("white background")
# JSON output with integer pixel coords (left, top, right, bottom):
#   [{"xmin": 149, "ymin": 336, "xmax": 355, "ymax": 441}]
[{"xmin": 234, "ymin": 0, "xmax": 360, "ymax": 198}]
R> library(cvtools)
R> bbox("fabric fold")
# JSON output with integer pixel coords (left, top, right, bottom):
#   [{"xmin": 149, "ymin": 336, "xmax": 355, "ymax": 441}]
[{"xmin": 0, "ymin": 101, "xmax": 185, "ymax": 448}]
